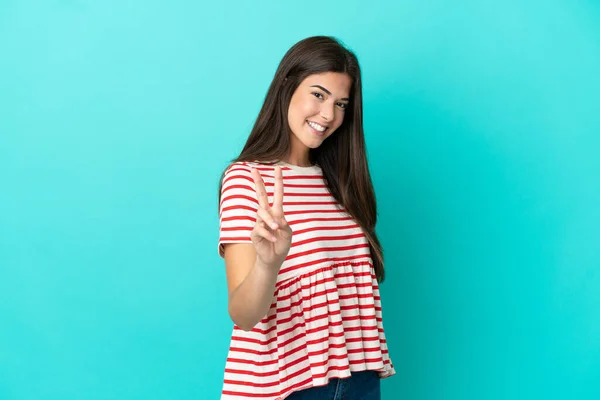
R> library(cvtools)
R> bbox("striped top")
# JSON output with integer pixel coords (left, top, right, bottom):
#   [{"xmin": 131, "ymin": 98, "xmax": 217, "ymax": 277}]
[{"xmin": 218, "ymin": 161, "xmax": 395, "ymax": 400}]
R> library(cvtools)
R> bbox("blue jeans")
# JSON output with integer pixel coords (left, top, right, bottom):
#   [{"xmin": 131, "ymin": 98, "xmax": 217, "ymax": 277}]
[{"xmin": 286, "ymin": 371, "xmax": 381, "ymax": 400}]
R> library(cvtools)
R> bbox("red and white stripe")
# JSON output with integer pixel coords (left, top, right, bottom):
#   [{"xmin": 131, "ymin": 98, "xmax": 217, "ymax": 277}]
[{"xmin": 218, "ymin": 161, "xmax": 395, "ymax": 400}]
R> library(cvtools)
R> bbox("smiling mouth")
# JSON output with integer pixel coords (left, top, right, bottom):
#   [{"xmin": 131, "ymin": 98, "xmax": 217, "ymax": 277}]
[{"xmin": 307, "ymin": 120, "xmax": 328, "ymax": 133}]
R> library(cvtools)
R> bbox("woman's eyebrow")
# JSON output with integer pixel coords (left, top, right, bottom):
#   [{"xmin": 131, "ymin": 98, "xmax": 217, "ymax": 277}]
[{"xmin": 310, "ymin": 85, "xmax": 350, "ymax": 101}]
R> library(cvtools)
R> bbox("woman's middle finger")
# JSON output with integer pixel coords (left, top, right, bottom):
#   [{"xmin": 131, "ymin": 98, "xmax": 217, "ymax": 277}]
[
  {"xmin": 251, "ymin": 168, "xmax": 270, "ymax": 210},
  {"xmin": 257, "ymin": 207, "xmax": 279, "ymax": 230}
]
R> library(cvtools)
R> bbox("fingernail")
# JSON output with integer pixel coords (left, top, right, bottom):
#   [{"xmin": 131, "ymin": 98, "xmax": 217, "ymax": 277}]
[{"xmin": 271, "ymin": 223, "xmax": 279, "ymax": 230}]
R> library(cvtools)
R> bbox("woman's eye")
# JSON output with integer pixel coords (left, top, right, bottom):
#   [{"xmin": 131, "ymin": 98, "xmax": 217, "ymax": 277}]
[
  {"xmin": 337, "ymin": 102, "xmax": 348, "ymax": 109},
  {"xmin": 312, "ymin": 92, "xmax": 324, "ymax": 100}
]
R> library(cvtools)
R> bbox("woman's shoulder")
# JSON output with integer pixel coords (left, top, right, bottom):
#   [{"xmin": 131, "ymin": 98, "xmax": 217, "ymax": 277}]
[
  {"xmin": 224, "ymin": 160, "xmax": 278, "ymax": 175},
  {"xmin": 221, "ymin": 160, "xmax": 280, "ymax": 183}
]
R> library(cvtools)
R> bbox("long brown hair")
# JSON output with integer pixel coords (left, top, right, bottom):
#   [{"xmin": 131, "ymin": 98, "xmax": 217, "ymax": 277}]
[{"xmin": 219, "ymin": 36, "xmax": 385, "ymax": 282}]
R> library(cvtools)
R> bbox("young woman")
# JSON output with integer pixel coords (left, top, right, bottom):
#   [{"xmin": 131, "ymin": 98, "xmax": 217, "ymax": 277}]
[{"xmin": 217, "ymin": 36, "xmax": 395, "ymax": 400}]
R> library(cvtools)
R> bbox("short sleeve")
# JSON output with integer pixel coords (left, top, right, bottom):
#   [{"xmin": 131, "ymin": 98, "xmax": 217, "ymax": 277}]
[{"xmin": 218, "ymin": 163, "xmax": 259, "ymax": 257}]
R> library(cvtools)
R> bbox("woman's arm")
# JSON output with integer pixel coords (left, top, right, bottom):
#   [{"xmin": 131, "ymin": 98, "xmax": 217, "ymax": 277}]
[
  {"xmin": 224, "ymin": 243, "xmax": 281, "ymax": 331},
  {"xmin": 222, "ymin": 166, "xmax": 292, "ymax": 331}
]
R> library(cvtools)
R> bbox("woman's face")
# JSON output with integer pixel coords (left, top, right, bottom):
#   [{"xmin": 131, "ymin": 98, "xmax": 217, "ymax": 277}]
[{"xmin": 287, "ymin": 72, "xmax": 352, "ymax": 159}]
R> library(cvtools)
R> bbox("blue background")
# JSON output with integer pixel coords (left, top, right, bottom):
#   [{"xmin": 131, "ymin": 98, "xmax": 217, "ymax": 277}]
[{"xmin": 1, "ymin": 1, "xmax": 599, "ymax": 399}]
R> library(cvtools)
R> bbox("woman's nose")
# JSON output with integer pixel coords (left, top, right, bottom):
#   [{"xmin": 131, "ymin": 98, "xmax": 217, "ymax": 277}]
[{"xmin": 320, "ymin": 103, "xmax": 334, "ymax": 121}]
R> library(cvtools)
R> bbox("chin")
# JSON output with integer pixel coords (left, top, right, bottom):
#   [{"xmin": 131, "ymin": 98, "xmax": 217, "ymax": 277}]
[{"xmin": 303, "ymin": 137, "xmax": 328, "ymax": 149}]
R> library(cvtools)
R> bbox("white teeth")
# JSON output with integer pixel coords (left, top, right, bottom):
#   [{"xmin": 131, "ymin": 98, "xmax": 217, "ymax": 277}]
[{"xmin": 308, "ymin": 121, "xmax": 326, "ymax": 132}]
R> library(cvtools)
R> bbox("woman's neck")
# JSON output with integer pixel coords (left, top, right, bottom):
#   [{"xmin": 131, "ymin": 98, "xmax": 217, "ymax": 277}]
[{"xmin": 283, "ymin": 152, "xmax": 312, "ymax": 167}]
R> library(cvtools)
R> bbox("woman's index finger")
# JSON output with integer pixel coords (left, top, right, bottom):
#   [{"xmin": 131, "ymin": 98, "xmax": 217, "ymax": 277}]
[
  {"xmin": 273, "ymin": 166, "xmax": 284, "ymax": 211},
  {"xmin": 250, "ymin": 168, "xmax": 270, "ymax": 209}
]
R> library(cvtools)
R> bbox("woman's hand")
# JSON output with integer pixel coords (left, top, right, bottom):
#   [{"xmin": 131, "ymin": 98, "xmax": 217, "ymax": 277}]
[{"xmin": 250, "ymin": 166, "xmax": 292, "ymax": 269}]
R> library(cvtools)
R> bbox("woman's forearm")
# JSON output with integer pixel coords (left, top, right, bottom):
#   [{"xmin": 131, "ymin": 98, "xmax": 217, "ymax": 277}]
[{"xmin": 227, "ymin": 257, "xmax": 281, "ymax": 331}]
